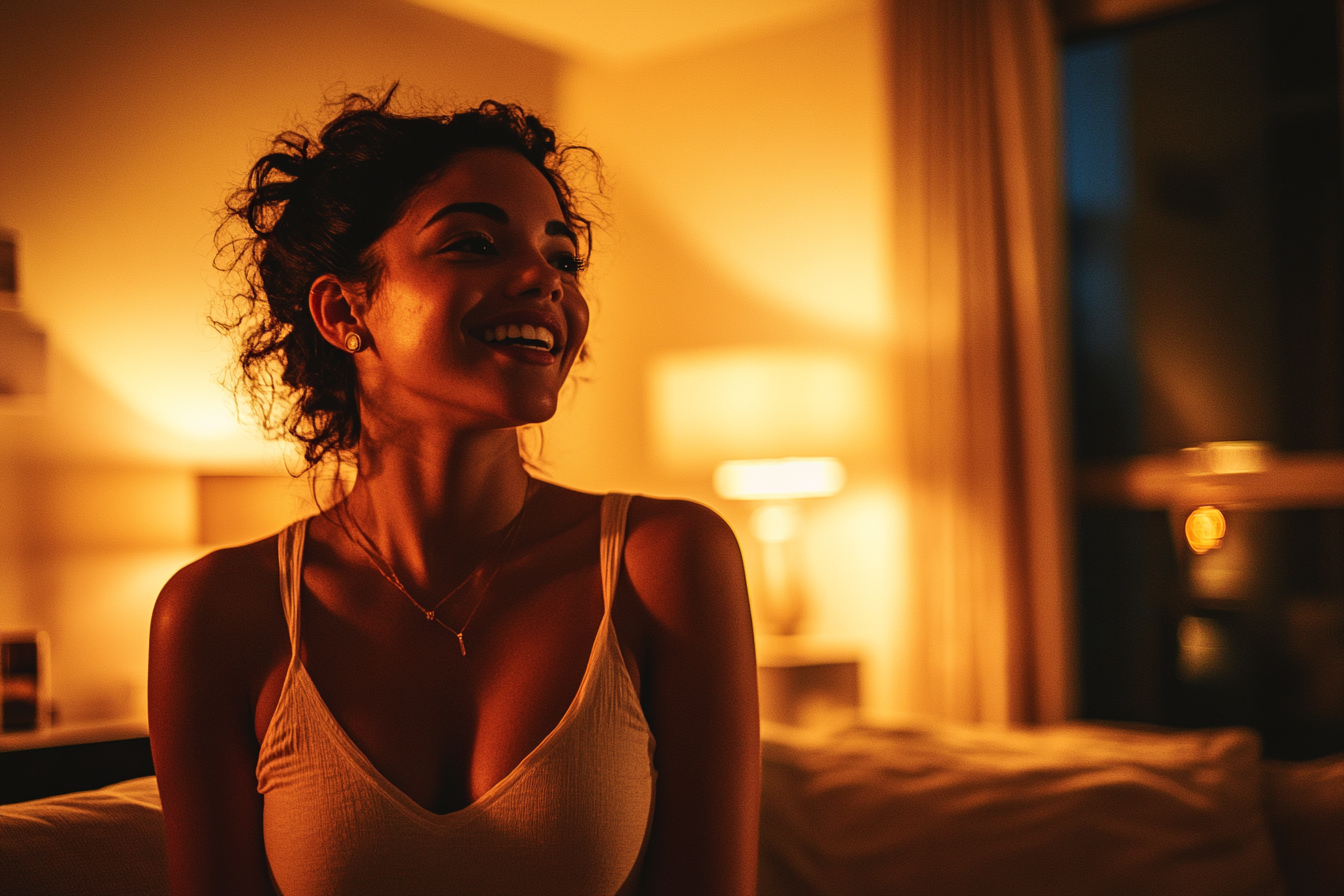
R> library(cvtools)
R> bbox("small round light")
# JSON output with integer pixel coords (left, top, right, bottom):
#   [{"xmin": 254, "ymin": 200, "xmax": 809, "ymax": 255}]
[{"xmin": 1185, "ymin": 505, "xmax": 1226, "ymax": 554}]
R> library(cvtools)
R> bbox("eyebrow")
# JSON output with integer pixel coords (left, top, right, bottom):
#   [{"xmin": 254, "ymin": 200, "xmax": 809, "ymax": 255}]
[
  {"xmin": 422, "ymin": 202, "xmax": 508, "ymax": 228},
  {"xmin": 546, "ymin": 221, "xmax": 579, "ymax": 246},
  {"xmin": 422, "ymin": 202, "xmax": 578, "ymax": 247}
]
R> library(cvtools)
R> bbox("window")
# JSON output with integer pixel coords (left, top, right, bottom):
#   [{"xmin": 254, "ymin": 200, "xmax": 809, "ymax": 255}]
[{"xmin": 1065, "ymin": 0, "xmax": 1344, "ymax": 758}]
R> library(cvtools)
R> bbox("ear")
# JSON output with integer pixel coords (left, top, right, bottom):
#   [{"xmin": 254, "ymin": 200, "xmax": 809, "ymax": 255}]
[{"xmin": 309, "ymin": 274, "xmax": 367, "ymax": 351}]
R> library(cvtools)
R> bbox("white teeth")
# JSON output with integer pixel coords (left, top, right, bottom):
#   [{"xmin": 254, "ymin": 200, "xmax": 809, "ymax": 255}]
[{"xmin": 480, "ymin": 323, "xmax": 557, "ymax": 351}]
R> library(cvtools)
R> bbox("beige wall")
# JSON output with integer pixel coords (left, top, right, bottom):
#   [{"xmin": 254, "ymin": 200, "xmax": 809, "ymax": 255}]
[
  {"xmin": 0, "ymin": 0, "xmax": 559, "ymax": 724},
  {"xmin": 0, "ymin": 0, "xmax": 905, "ymax": 723},
  {"xmin": 546, "ymin": 3, "xmax": 905, "ymax": 715},
  {"xmin": 1, "ymin": 0, "xmax": 558, "ymax": 464}
]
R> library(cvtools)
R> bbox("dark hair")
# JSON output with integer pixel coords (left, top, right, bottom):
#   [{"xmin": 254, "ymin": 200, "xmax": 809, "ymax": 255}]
[{"xmin": 215, "ymin": 88, "xmax": 597, "ymax": 471}]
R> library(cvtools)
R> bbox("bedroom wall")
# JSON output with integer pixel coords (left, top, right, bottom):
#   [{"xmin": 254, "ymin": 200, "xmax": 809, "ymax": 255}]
[
  {"xmin": 0, "ymin": 0, "xmax": 560, "ymax": 724},
  {"xmin": 546, "ymin": 3, "xmax": 906, "ymax": 716},
  {"xmin": 0, "ymin": 0, "xmax": 906, "ymax": 724}
]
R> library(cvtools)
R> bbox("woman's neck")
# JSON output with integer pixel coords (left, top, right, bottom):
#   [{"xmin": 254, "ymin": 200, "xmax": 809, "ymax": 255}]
[{"xmin": 341, "ymin": 418, "xmax": 533, "ymax": 592}]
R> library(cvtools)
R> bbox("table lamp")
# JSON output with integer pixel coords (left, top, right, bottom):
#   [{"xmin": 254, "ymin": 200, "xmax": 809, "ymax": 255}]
[
  {"xmin": 714, "ymin": 457, "xmax": 845, "ymax": 634},
  {"xmin": 648, "ymin": 349, "xmax": 878, "ymax": 635}
]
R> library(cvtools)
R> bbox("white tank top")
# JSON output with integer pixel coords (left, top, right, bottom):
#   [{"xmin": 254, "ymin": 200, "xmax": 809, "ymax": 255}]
[{"xmin": 256, "ymin": 493, "xmax": 657, "ymax": 895}]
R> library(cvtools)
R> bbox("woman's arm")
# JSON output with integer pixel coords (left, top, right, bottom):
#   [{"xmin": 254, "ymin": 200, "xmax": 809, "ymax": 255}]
[
  {"xmin": 624, "ymin": 499, "xmax": 760, "ymax": 896},
  {"xmin": 148, "ymin": 547, "xmax": 282, "ymax": 896}
]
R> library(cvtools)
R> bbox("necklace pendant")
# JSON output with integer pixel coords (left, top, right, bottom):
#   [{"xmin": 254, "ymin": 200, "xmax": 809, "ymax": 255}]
[
  {"xmin": 425, "ymin": 610, "xmax": 435, "ymax": 622},
  {"xmin": 457, "ymin": 633, "xmax": 467, "ymax": 656}
]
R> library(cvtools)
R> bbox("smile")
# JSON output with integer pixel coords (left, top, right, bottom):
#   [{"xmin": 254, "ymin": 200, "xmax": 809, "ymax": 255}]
[
  {"xmin": 480, "ymin": 323, "xmax": 555, "ymax": 352},
  {"xmin": 468, "ymin": 310, "xmax": 567, "ymax": 367}
]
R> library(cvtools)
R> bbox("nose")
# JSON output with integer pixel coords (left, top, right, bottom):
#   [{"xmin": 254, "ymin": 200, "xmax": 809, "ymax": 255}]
[{"xmin": 508, "ymin": 250, "xmax": 564, "ymax": 303}]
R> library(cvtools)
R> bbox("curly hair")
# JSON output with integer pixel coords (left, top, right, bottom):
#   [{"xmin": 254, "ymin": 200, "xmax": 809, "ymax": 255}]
[{"xmin": 215, "ymin": 87, "xmax": 597, "ymax": 471}]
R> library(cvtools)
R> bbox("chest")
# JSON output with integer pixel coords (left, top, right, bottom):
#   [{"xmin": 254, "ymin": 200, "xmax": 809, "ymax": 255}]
[{"xmin": 256, "ymin": 525, "xmax": 645, "ymax": 815}]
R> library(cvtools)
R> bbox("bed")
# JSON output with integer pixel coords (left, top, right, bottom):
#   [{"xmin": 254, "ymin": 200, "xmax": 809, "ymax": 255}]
[{"xmin": 1, "ymin": 720, "xmax": 1340, "ymax": 895}]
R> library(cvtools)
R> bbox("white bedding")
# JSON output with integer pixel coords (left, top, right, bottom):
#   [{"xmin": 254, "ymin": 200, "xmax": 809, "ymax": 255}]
[
  {"xmin": 0, "ymin": 776, "xmax": 166, "ymax": 896},
  {"xmin": 759, "ymin": 721, "xmax": 1284, "ymax": 896}
]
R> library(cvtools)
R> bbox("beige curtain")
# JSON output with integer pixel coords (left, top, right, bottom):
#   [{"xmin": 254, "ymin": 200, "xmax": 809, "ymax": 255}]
[{"xmin": 885, "ymin": 0, "xmax": 1073, "ymax": 723}]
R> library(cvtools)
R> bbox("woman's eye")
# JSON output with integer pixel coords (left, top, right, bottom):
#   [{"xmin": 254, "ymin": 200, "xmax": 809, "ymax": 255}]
[
  {"xmin": 552, "ymin": 252, "xmax": 585, "ymax": 276},
  {"xmin": 442, "ymin": 234, "xmax": 497, "ymax": 256}
]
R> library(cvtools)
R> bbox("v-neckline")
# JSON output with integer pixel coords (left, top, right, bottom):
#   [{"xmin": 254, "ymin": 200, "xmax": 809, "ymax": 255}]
[
  {"xmin": 265, "ymin": 512, "xmax": 616, "ymax": 824},
  {"xmin": 288, "ymin": 612, "xmax": 610, "ymax": 823}
]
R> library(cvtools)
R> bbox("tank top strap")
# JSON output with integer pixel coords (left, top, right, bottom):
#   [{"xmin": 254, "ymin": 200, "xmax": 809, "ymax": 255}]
[
  {"xmin": 599, "ymin": 493, "xmax": 633, "ymax": 615},
  {"xmin": 275, "ymin": 518, "xmax": 307, "ymax": 663}
]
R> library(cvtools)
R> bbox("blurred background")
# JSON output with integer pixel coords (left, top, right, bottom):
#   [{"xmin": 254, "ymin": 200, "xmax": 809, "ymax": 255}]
[
  {"xmin": 1, "ymin": 0, "xmax": 1342, "ymax": 761},
  {"xmin": 0, "ymin": 0, "xmax": 906, "ymax": 729}
]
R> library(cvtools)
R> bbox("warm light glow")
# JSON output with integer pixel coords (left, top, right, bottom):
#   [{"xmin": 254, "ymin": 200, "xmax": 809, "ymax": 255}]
[
  {"xmin": 197, "ymin": 475, "xmax": 322, "ymax": 546},
  {"xmin": 750, "ymin": 503, "xmax": 802, "ymax": 543},
  {"xmin": 648, "ymin": 350, "xmax": 882, "ymax": 470},
  {"xmin": 412, "ymin": 0, "xmax": 857, "ymax": 62},
  {"xmin": 714, "ymin": 457, "xmax": 846, "ymax": 500},
  {"xmin": 1185, "ymin": 505, "xmax": 1226, "ymax": 554},
  {"xmin": 1182, "ymin": 441, "xmax": 1271, "ymax": 475},
  {"xmin": 559, "ymin": 8, "xmax": 894, "ymax": 338},
  {"xmin": 4, "ymin": 0, "xmax": 905, "ymax": 723},
  {"xmin": 1178, "ymin": 615, "xmax": 1228, "ymax": 680},
  {"xmin": 793, "ymin": 483, "xmax": 905, "ymax": 717}
]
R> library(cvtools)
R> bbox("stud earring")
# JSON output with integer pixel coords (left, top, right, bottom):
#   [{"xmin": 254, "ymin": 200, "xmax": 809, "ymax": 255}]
[{"xmin": 344, "ymin": 333, "xmax": 364, "ymax": 353}]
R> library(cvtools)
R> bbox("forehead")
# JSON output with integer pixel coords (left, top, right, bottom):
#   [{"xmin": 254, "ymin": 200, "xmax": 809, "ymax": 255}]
[{"xmin": 404, "ymin": 147, "xmax": 564, "ymax": 225}]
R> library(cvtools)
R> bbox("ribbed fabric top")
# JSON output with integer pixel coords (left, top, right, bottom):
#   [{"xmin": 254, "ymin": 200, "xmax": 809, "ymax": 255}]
[{"xmin": 256, "ymin": 493, "xmax": 656, "ymax": 896}]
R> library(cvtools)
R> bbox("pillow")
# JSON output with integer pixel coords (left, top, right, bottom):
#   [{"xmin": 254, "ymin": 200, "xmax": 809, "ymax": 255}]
[
  {"xmin": 0, "ymin": 776, "xmax": 167, "ymax": 896},
  {"xmin": 759, "ymin": 721, "xmax": 1285, "ymax": 896},
  {"xmin": 1261, "ymin": 754, "xmax": 1344, "ymax": 896}
]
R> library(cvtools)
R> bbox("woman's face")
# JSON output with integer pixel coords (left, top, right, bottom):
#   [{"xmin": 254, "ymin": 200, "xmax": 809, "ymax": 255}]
[{"xmin": 356, "ymin": 147, "xmax": 589, "ymax": 430}]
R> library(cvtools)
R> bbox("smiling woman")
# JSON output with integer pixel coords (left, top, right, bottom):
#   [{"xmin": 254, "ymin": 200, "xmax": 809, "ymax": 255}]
[
  {"xmin": 147, "ymin": 90, "xmax": 760, "ymax": 896},
  {"xmin": 212, "ymin": 93, "xmax": 595, "ymax": 471}
]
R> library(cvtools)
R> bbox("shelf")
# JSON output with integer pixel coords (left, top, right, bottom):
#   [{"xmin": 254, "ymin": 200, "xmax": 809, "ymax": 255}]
[
  {"xmin": 0, "ymin": 719, "xmax": 153, "ymax": 803},
  {"xmin": 0, "ymin": 719, "xmax": 148, "ymax": 753},
  {"xmin": 1077, "ymin": 450, "xmax": 1344, "ymax": 509}
]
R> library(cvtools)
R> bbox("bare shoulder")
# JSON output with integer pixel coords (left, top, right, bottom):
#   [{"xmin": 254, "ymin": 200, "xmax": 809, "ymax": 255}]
[
  {"xmin": 621, "ymin": 496, "xmax": 747, "ymax": 626},
  {"xmin": 154, "ymin": 537, "xmax": 279, "ymax": 635},
  {"xmin": 616, "ymin": 497, "xmax": 759, "ymax": 893},
  {"xmin": 150, "ymin": 535, "xmax": 286, "ymax": 687},
  {"xmin": 149, "ymin": 535, "xmax": 288, "ymax": 894},
  {"xmin": 623, "ymin": 496, "xmax": 740, "ymax": 559}
]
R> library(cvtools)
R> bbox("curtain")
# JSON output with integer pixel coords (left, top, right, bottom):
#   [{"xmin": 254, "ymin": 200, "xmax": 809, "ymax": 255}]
[{"xmin": 885, "ymin": 0, "xmax": 1073, "ymax": 723}]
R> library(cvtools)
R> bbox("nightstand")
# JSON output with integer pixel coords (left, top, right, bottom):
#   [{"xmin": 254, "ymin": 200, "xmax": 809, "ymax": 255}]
[{"xmin": 756, "ymin": 637, "xmax": 861, "ymax": 728}]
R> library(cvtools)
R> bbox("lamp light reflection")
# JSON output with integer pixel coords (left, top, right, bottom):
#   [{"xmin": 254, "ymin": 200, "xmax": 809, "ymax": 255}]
[{"xmin": 1185, "ymin": 505, "xmax": 1226, "ymax": 554}]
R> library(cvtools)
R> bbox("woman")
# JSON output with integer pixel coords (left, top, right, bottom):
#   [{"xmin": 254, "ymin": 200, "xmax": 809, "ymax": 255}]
[{"xmin": 148, "ymin": 91, "xmax": 759, "ymax": 895}]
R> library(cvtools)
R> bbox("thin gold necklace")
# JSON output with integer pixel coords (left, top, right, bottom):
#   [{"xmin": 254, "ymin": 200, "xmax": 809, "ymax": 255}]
[{"xmin": 341, "ymin": 479, "xmax": 535, "ymax": 656}]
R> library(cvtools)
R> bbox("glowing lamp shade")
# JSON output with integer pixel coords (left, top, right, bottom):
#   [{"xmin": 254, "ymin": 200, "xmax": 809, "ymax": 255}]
[
  {"xmin": 714, "ymin": 457, "xmax": 846, "ymax": 500},
  {"xmin": 647, "ymin": 349, "xmax": 882, "ymax": 471}
]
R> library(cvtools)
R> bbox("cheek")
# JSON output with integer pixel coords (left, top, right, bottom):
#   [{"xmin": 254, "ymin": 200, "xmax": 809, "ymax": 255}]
[
  {"xmin": 567, "ymin": 292, "xmax": 591, "ymax": 349},
  {"xmin": 367, "ymin": 287, "xmax": 450, "ymax": 356}
]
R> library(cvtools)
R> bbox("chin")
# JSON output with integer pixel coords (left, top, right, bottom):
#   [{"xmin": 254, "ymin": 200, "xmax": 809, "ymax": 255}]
[{"xmin": 502, "ymin": 395, "xmax": 560, "ymax": 428}]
